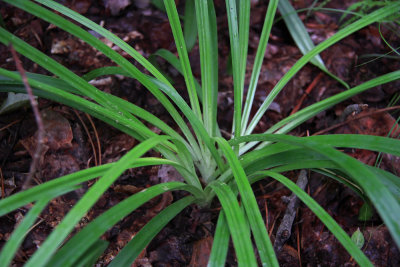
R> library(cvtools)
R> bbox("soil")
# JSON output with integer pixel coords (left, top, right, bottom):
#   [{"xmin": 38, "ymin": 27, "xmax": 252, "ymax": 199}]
[{"xmin": 0, "ymin": 0, "xmax": 400, "ymax": 266}]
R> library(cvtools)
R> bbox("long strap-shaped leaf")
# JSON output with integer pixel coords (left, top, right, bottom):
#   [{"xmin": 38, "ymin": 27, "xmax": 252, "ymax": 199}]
[
  {"xmin": 0, "ymin": 197, "xmax": 51, "ymax": 266},
  {"xmin": 232, "ymin": 134, "xmax": 400, "ymax": 249},
  {"xmin": 214, "ymin": 137, "xmax": 279, "ymax": 266},
  {"xmin": 3, "ymin": 0, "xmax": 200, "ymax": 156},
  {"xmin": 244, "ymin": 2, "xmax": 400, "ymax": 135},
  {"xmin": 209, "ymin": 181, "xmax": 258, "ymax": 267},
  {"xmin": 0, "ymin": 158, "xmax": 188, "ymax": 217},
  {"xmin": 0, "ymin": 27, "xmax": 113, "ymax": 111},
  {"xmin": 34, "ymin": 0, "xmax": 170, "ymax": 87},
  {"xmin": 82, "ymin": 67, "xmax": 204, "ymax": 162},
  {"xmin": 237, "ymin": 0, "xmax": 250, "ymax": 108},
  {"xmin": 217, "ymin": 132, "xmax": 400, "ymax": 188},
  {"xmin": 243, "ymin": 149, "xmax": 365, "ymax": 197},
  {"xmin": 268, "ymin": 70, "xmax": 400, "ymax": 135},
  {"xmin": 208, "ymin": 210, "xmax": 230, "ymax": 267},
  {"xmin": 164, "ymin": 0, "xmax": 202, "ymax": 119},
  {"xmin": 278, "ymin": 0, "xmax": 349, "ymax": 88},
  {"xmin": 108, "ymin": 196, "xmax": 195, "ymax": 267},
  {"xmin": 229, "ymin": 0, "xmax": 251, "ymax": 141},
  {"xmin": 195, "ymin": 0, "xmax": 217, "ymax": 135},
  {"xmin": 148, "ymin": 49, "xmax": 203, "ymax": 101},
  {"xmin": 241, "ymin": 0, "xmax": 279, "ymax": 134},
  {"xmin": 183, "ymin": 0, "xmax": 197, "ymax": 52},
  {"xmin": 25, "ymin": 136, "xmax": 171, "ymax": 267},
  {"xmin": 208, "ymin": 0, "xmax": 219, "ymax": 137},
  {"xmin": 74, "ymin": 239, "xmax": 108, "ymax": 267},
  {"xmin": 46, "ymin": 193, "xmax": 196, "ymax": 266},
  {"xmin": 151, "ymin": 78, "xmax": 226, "ymax": 178},
  {"xmin": 32, "ymin": 0, "xmax": 198, "ymax": 146},
  {"xmin": 237, "ymin": 134, "xmax": 400, "ymax": 165},
  {"xmin": 225, "ymin": 0, "xmax": 243, "ymax": 143},
  {"xmin": 235, "ymin": 134, "xmax": 400, "ymax": 200},
  {"xmin": 0, "ymin": 68, "xmax": 178, "ymax": 158},
  {"xmin": 0, "ymin": 30, "xmax": 147, "ymax": 143},
  {"xmin": 1, "ymin": 71, "xmax": 204, "ymax": 175},
  {"xmin": 241, "ymin": 69, "xmax": 400, "ymax": 154},
  {"xmin": 0, "ymin": 70, "xmax": 189, "ymax": 149},
  {"xmin": 253, "ymin": 171, "xmax": 373, "ymax": 267}
]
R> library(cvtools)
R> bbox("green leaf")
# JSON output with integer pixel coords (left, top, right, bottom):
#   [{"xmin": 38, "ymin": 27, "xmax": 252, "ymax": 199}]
[
  {"xmin": 0, "ymin": 69, "xmax": 162, "ymax": 149},
  {"xmin": 48, "ymin": 189, "xmax": 196, "ymax": 267},
  {"xmin": 0, "ymin": 158, "xmax": 192, "ymax": 217},
  {"xmin": 241, "ymin": 0, "xmax": 279, "ymax": 134},
  {"xmin": 195, "ymin": 0, "xmax": 219, "ymax": 135},
  {"xmin": 109, "ymin": 196, "xmax": 195, "ymax": 267},
  {"xmin": 266, "ymin": 70, "xmax": 400, "ymax": 136},
  {"xmin": 257, "ymin": 171, "xmax": 372, "ymax": 267},
  {"xmin": 71, "ymin": 239, "xmax": 109, "ymax": 267},
  {"xmin": 208, "ymin": 211, "xmax": 230, "ymax": 267},
  {"xmin": 184, "ymin": 0, "xmax": 197, "ymax": 52},
  {"xmin": 214, "ymin": 137, "xmax": 279, "ymax": 266},
  {"xmin": 278, "ymin": 0, "xmax": 349, "ymax": 88},
  {"xmin": 358, "ymin": 202, "xmax": 374, "ymax": 221},
  {"xmin": 231, "ymin": 134, "xmax": 400, "ymax": 249},
  {"xmin": 34, "ymin": 0, "xmax": 171, "ymax": 87},
  {"xmin": 237, "ymin": 0, "xmax": 250, "ymax": 118},
  {"xmin": 351, "ymin": 228, "xmax": 365, "ymax": 249},
  {"xmin": 245, "ymin": 2, "xmax": 400, "ymax": 135},
  {"xmin": 25, "ymin": 136, "xmax": 174, "ymax": 267},
  {"xmin": 4, "ymin": 0, "xmax": 200, "ymax": 157},
  {"xmin": 164, "ymin": 0, "xmax": 202, "ymax": 119},
  {"xmin": 225, "ymin": 0, "xmax": 242, "ymax": 141},
  {"xmin": 209, "ymin": 181, "xmax": 257, "ymax": 267},
  {"xmin": 149, "ymin": 49, "xmax": 203, "ymax": 101},
  {"xmin": 150, "ymin": 78, "xmax": 225, "ymax": 179},
  {"xmin": 0, "ymin": 92, "xmax": 31, "ymax": 114},
  {"xmin": 150, "ymin": 0, "xmax": 166, "ymax": 12},
  {"xmin": 0, "ymin": 68, "xmax": 187, "ymax": 160},
  {"xmin": 0, "ymin": 197, "xmax": 50, "ymax": 266}
]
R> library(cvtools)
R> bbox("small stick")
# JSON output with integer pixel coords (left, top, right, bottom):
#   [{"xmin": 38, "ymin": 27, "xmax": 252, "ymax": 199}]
[
  {"xmin": 313, "ymin": 105, "xmax": 400, "ymax": 136},
  {"xmin": 274, "ymin": 170, "xmax": 308, "ymax": 252},
  {"xmin": 74, "ymin": 110, "xmax": 98, "ymax": 166},
  {"xmin": 0, "ymin": 119, "xmax": 22, "ymax": 132},
  {"xmin": 290, "ymin": 72, "xmax": 324, "ymax": 115},
  {"xmin": 85, "ymin": 114, "xmax": 102, "ymax": 166},
  {"xmin": 10, "ymin": 45, "xmax": 45, "ymax": 189}
]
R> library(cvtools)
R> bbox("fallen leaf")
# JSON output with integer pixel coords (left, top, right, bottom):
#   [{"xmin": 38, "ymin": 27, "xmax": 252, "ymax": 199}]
[{"xmin": 189, "ymin": 236, "xmax": 213, "ymax": 267}]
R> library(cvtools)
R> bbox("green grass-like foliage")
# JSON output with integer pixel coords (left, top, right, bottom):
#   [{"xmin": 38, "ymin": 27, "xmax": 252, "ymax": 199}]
[{"xmin": 0, "ymin": 0, "xmax": 399, "ymax": 266}]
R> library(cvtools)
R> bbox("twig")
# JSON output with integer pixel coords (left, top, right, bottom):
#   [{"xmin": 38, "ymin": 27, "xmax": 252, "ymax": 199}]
[
  {"xmin": 274, "ymin": 170, "xmax": 308, "ymax": 252},
  {"xmin": 0, "ymin": 119, "xmax": 22, "ymax": 132},
  {"xmin": 10, "ymin": 45, "xmax": 45, "ymax": 189},
  {"xmin": 73, "ymin": 110, "xmax": 98, "ymax": 166},
  {"xmin": 290, "ymin": 72, "xmax": 324, "ymax": 115},
  {"xmin": 296, "ymin": 216, "xmax": 302, "ymax": 267},
  {"xmin": 85, "ymin": 114, "xmax": 102, "ymax": 166},
  {"xmin": 313, "ymin": 105, "xmax": 400, "ymax": 136}
]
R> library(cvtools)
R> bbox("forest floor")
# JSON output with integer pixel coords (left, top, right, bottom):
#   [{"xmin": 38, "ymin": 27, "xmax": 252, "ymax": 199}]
[{"xmin": 0, "ymin": 0, "xmax": 400, "ymax": 266}]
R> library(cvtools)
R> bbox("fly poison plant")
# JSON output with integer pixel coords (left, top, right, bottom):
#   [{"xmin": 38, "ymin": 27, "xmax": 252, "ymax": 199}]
[{"xmin": 0, "ymin": 0, "xmax": 400, "ymax": 266}]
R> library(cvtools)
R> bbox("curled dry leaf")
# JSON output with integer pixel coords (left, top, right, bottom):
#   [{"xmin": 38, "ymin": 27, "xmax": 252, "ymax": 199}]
[
  {"xmin": 103, "ymin": 133, "xmax": 137, "ymax": 163},
  {"xmin": 189, "ymin": 236, "xmax": 213, "ymax": 267},
  {"xmin": 20, "ymin": 108, "xmax": 73, "ymax": 158}
]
